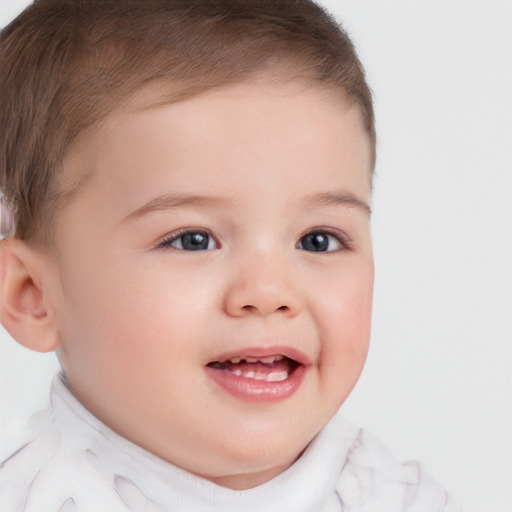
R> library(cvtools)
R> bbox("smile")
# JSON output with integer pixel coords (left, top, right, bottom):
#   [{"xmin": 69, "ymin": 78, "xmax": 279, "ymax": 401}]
[
  {"xmin": 207, "ymin": 355, "xmax": 300, "ymax": 383},
  {"xmin": 205, "ymin": 349, "xmax": 307, "ymax": 403}
]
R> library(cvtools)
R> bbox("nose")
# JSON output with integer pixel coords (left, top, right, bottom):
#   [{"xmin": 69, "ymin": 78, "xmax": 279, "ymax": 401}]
[{"xmin": 223, "ymin": 251, "xmax": 302, "ymax": 318}]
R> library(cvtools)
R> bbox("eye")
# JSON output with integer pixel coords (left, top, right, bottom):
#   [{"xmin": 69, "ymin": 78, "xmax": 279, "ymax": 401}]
[
  {"xmin": 158, "ymin": 230, "xmax": 217, "ymax": 251},
  {"xmin": 297, "ymin": 231, "xmax": 348, "ymax": 252}
]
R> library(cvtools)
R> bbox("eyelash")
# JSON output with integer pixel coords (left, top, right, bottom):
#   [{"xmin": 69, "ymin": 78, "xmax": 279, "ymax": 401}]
[
  {"xmin": 156, "ymin": 229, "xmax": 218, "ymax": 251},
  {"xmin": 296, "ymin": 229, "xmax": 353, "ymax": 253},
  {"xmin": 156, "ymin": 228, "xmax": 352, "ymax": 253}
]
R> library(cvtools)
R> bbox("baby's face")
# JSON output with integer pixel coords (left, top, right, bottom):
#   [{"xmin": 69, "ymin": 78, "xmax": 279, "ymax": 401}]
[{"xmin": 50, "ymin": 80, "xmax": 374, "ymax": 489}]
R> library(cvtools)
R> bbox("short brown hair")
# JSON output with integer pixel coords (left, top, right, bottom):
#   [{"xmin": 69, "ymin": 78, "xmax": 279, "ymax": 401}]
[{"xmin": 0, "ymin": 0, "xmax": 375, "ymax": 242}]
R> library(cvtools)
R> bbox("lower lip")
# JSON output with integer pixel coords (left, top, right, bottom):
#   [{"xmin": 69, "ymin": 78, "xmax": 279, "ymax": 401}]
[{"xmin": 205, "ymin": 364, "xmax": 306, "ymax": 403}]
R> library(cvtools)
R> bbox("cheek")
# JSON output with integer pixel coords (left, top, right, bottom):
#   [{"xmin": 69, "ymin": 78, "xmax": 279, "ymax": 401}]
[
  {"xmin": 57, "ymin": 265, "xmax": 204, "ymax": 407},
  {"xmin": 316, "ymin": 259, "xmax": 374, "ymax": 369},
  {"xmin": 71, "ymin": 262, "xmax": 213, "ymax": 360}
]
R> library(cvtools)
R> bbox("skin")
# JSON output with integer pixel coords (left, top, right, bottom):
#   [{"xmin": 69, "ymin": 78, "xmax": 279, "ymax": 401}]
[{"xmin": 1, "ymin": 80, "xmax": 374, "ymax": 490}]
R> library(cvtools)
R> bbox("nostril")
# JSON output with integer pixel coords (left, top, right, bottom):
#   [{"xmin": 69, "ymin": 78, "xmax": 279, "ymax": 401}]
[{"xmin": 240, "ymin": 304, "xmax": 289, "ymax": 314}]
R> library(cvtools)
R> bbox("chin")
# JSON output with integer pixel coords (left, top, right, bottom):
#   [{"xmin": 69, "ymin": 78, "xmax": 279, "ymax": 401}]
[{"xmin": 206, "ymin": 422, "xmax": 314, "ymax": 476}]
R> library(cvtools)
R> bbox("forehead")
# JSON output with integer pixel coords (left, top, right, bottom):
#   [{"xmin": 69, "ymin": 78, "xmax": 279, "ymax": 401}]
[{"xmin": 60, "ymin": 79, "xmax": 373, "ymax": 212}]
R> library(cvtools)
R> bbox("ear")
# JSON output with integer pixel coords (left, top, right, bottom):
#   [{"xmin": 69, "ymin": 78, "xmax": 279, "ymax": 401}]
[{"xmin": 0, "ymin": 238, "xmax": 60, "ymax": 352}]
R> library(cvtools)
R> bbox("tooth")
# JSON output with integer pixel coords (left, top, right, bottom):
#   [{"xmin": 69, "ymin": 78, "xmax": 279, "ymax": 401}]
[
  {"xmin": 253, "ymin": 372, "xmax": 267, "ymax": 380},
  {"xmin": 244, "ymin": 371, "xmax": 256, "ymax": 378},
  {"xmin": 259, "ymin": 356, "xmax": 276, "ymax": 364},
  {"xmin": 245, "ymin": 357, "xmax": 258, "ymax": 363},
  {"xmin": 229, "ymin": 357, "xmax": 242, "ymax": 364},
  {"xmin": 266, "ymin": 371, "xmax": 289, "ymax": 382},
  {"xmin": 233, "ymin": 369, "xmax": 243, "ymax": 376}
]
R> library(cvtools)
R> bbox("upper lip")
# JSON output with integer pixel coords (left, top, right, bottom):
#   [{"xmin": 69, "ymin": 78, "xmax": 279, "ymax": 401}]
[{"xmin": 207, "ymin": 345, "xmax": 313, "ymax": 366}]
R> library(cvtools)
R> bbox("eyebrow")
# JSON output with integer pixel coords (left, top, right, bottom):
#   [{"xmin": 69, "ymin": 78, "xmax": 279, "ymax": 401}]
[
  {"xmin": 302, "ymin": 192, "xmax": 372, "ymax": 215},
  {"xmin": 122, "ymin": 193, "xmax": 230, "ymax": 223},
  {"xmin": 122, "ymin": 190, "xmax": 371, "ymax": 223}
]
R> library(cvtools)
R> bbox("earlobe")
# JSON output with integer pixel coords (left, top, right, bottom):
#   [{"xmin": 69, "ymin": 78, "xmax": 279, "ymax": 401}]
[{"xmin": 0, "ymin": 239, "xmax": 60, "ymax": 353}]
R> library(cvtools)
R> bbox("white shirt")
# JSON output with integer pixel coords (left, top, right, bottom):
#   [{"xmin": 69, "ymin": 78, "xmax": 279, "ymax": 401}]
[{"xmin": 0, "ymin": 373, "xmax": 459, "ymax": 512}]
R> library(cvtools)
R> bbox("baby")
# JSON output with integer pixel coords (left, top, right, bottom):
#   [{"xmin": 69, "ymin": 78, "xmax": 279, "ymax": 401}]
[{"xmin": 0, "ymin": 1, "xmax": 458, "ymax": 510}]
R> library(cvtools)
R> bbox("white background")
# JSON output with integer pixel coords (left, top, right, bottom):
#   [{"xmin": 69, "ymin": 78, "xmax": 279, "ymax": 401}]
[{"xmin": 1, "ymin": 1, "xmax": 511, "ymax": 510}]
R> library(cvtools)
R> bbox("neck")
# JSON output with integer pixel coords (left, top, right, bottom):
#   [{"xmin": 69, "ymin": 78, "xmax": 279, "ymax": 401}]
[{"xmin": 202, "ymin": 462, "xmax": 293, "ymax": 490}]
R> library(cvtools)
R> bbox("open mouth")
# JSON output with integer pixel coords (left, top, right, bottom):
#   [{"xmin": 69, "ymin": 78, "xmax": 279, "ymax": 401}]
[{"xmin": 207, "ymin": 355, "xmax": 301, "ymax": 383}]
